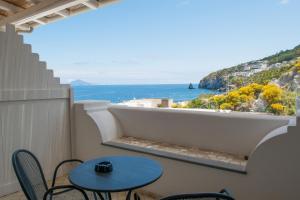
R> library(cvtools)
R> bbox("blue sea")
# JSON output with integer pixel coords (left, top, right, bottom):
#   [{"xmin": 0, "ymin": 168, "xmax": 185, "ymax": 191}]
[{"xmin": 72, "ymin": 84, "xmax": 219, "ymax": 103}]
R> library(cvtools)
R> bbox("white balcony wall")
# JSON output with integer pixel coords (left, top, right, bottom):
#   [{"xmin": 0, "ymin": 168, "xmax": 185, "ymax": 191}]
[
  {"xmin": 72, "ymin": 100, "xmax": 300, "ymax": 200},
  {"xmin": 108, "ymin": 106, "xmax": 290, "ymax": 157},
  {"xmin": 0, "ymin": 25, "xmax": 72, "ymax": 197}
]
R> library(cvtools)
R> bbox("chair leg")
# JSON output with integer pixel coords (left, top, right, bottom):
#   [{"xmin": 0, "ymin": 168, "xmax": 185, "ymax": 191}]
[
  {"xmin": 96, "ymin": 192, "xmax": 105, "ymax": 200},
  {"xmin": 107, "ymin": 192, "xmax": 112, "ymax": 200},
  {"xmin": 126, "ymin": 190, "xmax": 132, "ymax": 200},
  {"xmin": 96, "ymin": 192, "xmax": 113, "ymax": 200},
  {"xmin": 134, "ymin": 193, "xmax": 141, "ymax": 200},
  {"xmin": 93, "ymin": 192, "xmax": 98, "ymax": 200}
]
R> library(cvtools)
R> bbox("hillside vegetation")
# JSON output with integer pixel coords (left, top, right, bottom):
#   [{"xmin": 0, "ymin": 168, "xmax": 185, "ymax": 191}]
[
  {"xmin": 181, "ymin": 82, "xmax": 296, "ymax": 115},
  {"xmin": 199, "ymin": 44, "xmax": 300, "ymax": 91},
  {"xmin": 262, "ymin": 45, "xmax": 300, "ymax": 64},
  {"xmin": 175, "ymin": 52, "xmax": 300, "ymax": 115}
]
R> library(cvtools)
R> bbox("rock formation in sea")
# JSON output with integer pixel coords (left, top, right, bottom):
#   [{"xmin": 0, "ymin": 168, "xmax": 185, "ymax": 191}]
[{"xmin": 188, "ymin": 83, "xmax": 195, "ymax": 89}]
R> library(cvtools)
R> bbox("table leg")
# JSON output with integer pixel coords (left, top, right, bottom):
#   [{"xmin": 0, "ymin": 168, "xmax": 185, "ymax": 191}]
[{"xmin": 126, "ymin": 190, "xmax": 132, "ymax": 200}]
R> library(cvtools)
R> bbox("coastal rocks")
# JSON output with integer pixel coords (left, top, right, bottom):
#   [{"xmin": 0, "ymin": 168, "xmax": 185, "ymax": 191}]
[
  {"xmin": 188, "ymin": 83, "xmax": 195, "ymax": 89},
  {"xmin": 198, "ymin": 74, "xmax": 226, "ymax": 91},
  {"xmin": 253, "ymin": 98, "xmax": 267, "ymax": 112},
  {"xmin": 278, "ymin": 70, "xmax": 298, "ymax": 90}
]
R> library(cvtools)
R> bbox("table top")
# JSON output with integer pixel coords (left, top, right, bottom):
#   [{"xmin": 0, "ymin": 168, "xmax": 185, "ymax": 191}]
[{"xmin": 68, "ymin": 156, "xmax": 163, "ymax": 192}]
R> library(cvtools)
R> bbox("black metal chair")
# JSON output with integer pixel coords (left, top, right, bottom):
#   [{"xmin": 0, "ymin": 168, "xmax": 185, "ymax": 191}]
[
  {"xmin": 134, "ymin": 189, "xmax": 235, "ymax": 200},
  {"xmin": 12, "ymin": 149, "xmax": 89, "ymax": 200}
]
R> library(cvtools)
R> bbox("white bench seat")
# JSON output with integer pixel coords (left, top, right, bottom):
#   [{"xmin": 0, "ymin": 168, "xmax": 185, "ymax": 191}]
[{"xmin": 104, "ymin": 136, "xmax": 247, "ymax": 173}]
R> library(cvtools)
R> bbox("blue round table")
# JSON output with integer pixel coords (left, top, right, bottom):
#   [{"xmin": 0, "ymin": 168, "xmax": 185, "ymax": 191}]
[{"xmin": 69, "ymin": 156, "xmax": 163, "ymax": 200}]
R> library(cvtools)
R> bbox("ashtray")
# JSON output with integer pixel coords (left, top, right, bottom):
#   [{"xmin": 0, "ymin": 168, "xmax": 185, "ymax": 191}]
[{"xmin": 95, "ymin": 161, "xmax": 113, "ymax": 173}]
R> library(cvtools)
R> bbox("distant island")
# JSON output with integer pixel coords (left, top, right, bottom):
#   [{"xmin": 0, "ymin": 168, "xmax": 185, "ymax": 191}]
[
  {"xmin": 70, "ymin": 79, "xmax": 92, "ymax": 86},
  {"xmin": 174, "ymin": 44, "xmax": 300, "ymax": 115}
]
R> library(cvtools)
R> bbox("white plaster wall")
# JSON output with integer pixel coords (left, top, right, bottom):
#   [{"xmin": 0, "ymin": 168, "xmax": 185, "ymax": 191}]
[
  {"xmin": 109, "ymin": 105, "xmax": 290, "ymax": 156},
  {"xmin": 72, "ymin": 101, "xmax": 123, "ymax": 159},
  {"xmin": 0, "ymin": 25, "xmax": 72, "ymax": 196},
  {"xmin": 242, "ymin": 76, "xmax": 300, "ymax": 199},
  {"xmin": 81, "ymin": 101, "xmax": 122, "ymax": 143},
  {"xmin": 72, "ymin": 101, "xmax": 300, "ymax": 200}
]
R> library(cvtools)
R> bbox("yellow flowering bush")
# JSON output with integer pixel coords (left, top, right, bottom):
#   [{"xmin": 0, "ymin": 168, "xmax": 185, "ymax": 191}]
[
  {"xmin": 187, "ymin": 81, "xmax": 295, "ymax": 115},
  {"xmin": 238, "ymin": 83, "xmax": 263, "ymax": 96},
  {"xmin": 220, "ymin": 103, "xmax": 234, "ymax": 110},
  {"xmin": 239, "ymin": 94, "xmax": 253, "ymax": 103},
  {"xmin": 238, "ymin": 83, "xmax": 263, "ymax": 97},
  {"xmin": 270, "ymin": 103, "xmax": 285, "ymax": 115},
  {"xmin": 249, "ymin": 83, "xmax": 263, "ymax": 97},
  {"xmin": 238, "ymin": 85, "xmax": 255, "ymax": 97},
  {"xmin": 261, "ymin": 84, "xmax": 283, "ymax": 105},
  {"xmin": 226, "ymin": 91, "xmax": 241, "ymax": 108},
  {"xmin": 210, "ymin": 94, "xmax": 226, "ymax": 109}
]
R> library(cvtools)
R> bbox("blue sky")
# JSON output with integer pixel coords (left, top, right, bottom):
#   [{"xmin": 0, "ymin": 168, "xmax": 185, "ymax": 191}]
[{"xmin": 24, "ymin": 0, "xmax": 300, "ymax": 84}]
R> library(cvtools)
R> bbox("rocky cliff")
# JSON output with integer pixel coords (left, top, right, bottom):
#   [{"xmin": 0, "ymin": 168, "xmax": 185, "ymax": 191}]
[{"xmin": 198, "ymin": 73, "xmax": 226, "ymax": 91}]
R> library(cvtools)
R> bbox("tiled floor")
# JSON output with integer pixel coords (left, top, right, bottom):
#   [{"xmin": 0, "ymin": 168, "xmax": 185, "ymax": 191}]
[
  {"xmin": 0, "ymin": 177, "xmax": 159, "ymax": 200},
  {"xmin": 0, "ymin": 191, "xmax": 157, "ymax": 200}
]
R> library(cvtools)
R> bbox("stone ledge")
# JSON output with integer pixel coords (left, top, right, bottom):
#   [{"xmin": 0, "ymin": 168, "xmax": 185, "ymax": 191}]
[{"xmin": 104, "ymin": 136, "xmax": 247, "ymax": 174}]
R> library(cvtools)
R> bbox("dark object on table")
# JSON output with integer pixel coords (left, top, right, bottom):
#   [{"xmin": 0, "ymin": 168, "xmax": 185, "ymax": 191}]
[
  {"xmin": 69, "ymin": 156, "xmax": 163, "ymax": 200},
  {"xmin": 95, "ymin": 161, "xmax": 113, "ymax": 173},
  {"xmin": 134, "ymin": 189, "xmax": 235, "ymax": 200},
  {"xmin": 12, "ymin": 149, "xmax": 90, "ymax": 200}
]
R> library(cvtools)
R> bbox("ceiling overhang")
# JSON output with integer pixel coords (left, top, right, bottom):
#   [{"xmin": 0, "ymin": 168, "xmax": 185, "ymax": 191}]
[{"xmin": 0, "ymin": 0, "xmax": 118, "ymax": 32}]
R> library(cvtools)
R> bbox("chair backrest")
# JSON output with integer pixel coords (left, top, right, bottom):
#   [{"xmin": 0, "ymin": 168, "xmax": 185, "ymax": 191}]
[
  {"xmin": 160, "ymin": 192, "xmax": 235, "ymax": 200},
  {"xmin": 12, "ymin": 149, "xmax": 48, "ymax": 200}
]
